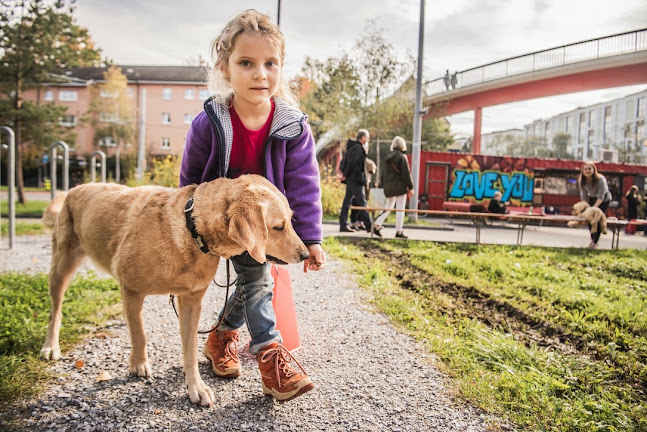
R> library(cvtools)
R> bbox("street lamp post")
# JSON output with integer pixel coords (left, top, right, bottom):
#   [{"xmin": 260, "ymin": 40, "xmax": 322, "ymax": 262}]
[{"xmin": 410, "ymin": 0, "xmax": 426, "ymax": 222}]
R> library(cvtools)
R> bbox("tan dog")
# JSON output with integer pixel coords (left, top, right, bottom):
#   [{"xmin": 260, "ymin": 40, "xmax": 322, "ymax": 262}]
[
  {"xmin": 40, "ymin": 175, "xmax": 309, "ymax": 407},
  {"xmin": 567, "ymin": 200, "xmax": 608, "ymax": 234}
]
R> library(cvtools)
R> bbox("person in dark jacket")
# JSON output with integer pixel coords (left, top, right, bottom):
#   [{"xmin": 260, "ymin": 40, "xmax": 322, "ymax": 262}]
[
  {"xmin": 339, "ymin": 129, "xmax": 372, "ymax": 232},
  {"xmin": 372, "ymin": 136, "xmax": 414, "ymax": 238},
  {"xmin": 487, "ymin": 191, "xmax": 509, "ymax": 214},
  {"xmin": 626, "ymin": 185, "xmax": 639, "ymax": 221}
]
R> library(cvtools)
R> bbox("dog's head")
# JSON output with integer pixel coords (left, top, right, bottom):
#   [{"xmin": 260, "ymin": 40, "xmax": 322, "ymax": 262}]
[
  {"xmin": 195, "ymin": 175, "xmax": 309, "ymax": 264},
  {"xmin": 571, "ymin": 201, "xmax": 590, "ymax": 216}
]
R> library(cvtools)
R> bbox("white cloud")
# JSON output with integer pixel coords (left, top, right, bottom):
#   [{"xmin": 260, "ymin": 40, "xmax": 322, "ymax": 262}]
[{"xmin": 73, "ymin": 0, "xmax": 647, "ymax": 136}]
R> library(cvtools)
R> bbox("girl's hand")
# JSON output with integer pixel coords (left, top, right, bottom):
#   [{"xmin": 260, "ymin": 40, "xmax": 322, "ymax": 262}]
[{"xmin": 303, "ymin": 244, "xmax": 326, "ymax": 273}]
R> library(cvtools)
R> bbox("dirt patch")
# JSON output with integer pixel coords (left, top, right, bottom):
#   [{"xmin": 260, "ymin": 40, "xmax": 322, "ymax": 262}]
[{"xmin": 356, "ymin": 240, "xmax": 589, "ymax": 357}]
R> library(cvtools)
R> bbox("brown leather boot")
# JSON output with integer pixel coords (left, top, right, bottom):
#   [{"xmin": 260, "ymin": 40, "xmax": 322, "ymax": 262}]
[
  {"xmin": 257, "ymin": 342, "xmax": 314, "ymax": 401},
  {"xmin": 203, "ymin": 329, "xmax": 241, "ymax": 378}
]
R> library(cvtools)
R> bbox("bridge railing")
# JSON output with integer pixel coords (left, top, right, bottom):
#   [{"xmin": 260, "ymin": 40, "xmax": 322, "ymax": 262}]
[{"xmin": 425, "ymin": 28, "xmax": 647, "ymax": 96}]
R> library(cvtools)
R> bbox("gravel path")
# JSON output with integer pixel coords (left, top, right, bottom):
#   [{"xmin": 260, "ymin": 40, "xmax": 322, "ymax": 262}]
[{"xmin": 1, "ymin": 235, "xmax": 509, "ymax": 431}]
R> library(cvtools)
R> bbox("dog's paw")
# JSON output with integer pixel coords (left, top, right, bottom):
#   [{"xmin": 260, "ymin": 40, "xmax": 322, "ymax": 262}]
[
  {"xmin": 40, "ymin": 346, "xmax": 61, "ymax": 361},
  {"xmin": 567, "ymin": 221, "xmax": 577, "ymax": 228},
  {"xmin": 129, "ymin": 360, "xmax": 152, "ymax": 377},
  {"xmin": 187, "ymin": 378, "xmax": 215, "ymax": 407}
]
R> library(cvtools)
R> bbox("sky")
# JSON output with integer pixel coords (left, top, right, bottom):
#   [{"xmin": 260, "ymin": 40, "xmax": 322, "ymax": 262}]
[{"xmin": 73, "ymin": 0, "xmax": 647, "ymax": 136}]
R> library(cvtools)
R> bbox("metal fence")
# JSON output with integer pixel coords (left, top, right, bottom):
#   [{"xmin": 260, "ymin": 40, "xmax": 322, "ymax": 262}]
[{"xmin": 425, "ymin": 28, "xmax": 647, "ymax": 96}]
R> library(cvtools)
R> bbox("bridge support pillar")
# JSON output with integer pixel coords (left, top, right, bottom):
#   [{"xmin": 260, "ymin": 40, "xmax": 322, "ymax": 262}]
[{"xmin": 473, "ymin": 107, "xmax": 482, "ymax": 154}]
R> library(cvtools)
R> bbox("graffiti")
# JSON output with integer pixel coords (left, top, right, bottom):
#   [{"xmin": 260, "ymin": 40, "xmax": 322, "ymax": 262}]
[{"xmin": 448, "ymin": 169, "xmax": 534, "ymax": 203}]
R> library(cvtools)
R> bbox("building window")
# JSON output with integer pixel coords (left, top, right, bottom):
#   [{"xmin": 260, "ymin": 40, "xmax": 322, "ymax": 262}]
[
  {"xmin": 588, "ymin": 110, "xmax": 596, "ymax": 129},
  {"xmin": 565, "ymin": 116, "xmax": 572, "ymax": 133},
  {"xmin": 162, "ymin": 88, "xmax": 172, "ymax": 100},
  {"xmin": 199, "ymin": 89, "xmax": 209, "ymax": 100},
  {"xmin": 638, "ymin": 97, "xmax": 646, "ymax": 118},
  {"xmin": 578, "ymin": 113, "xmax": 586, "ymax": 144},
  {"xmin": 603, "ymin": 106, "xmax": 612, "ymax": 140},
  {"xmin": 184, "ymin": 113, "xmax": 193, "ymax": 124},
  {"xmin": 161, "ymin": 113, "xmax": 171, "ymax": 124},
  {"xmin": 161, "ymin": 137, "xmax": 170, "ymax": 149},
  {"xmin": 99, "ymin": 112, "xmax": 118, "ymax": 123},
  {"xmin": 544, "ymin": 122, "xmax": 549, "ymax": 136},
  {"xmin": 100, "ymin": 89, "xmax": 117, "ymax": 98},
  {"xmin": 184, "ymin": 89, "xmax": 195, "ymax": 99},
  {"xmin": 59, "ymin": 115, "xmax": 77, "ymax": 127},
  {"xmin": 59, "ymin": 90, "xmax": 78, "ymax": 102},
  {"xmin": 44, "ymin": 90, "xmax": 54, "ymax": 101},
  {"xmin": 126, "ymin": 87, "xmax": 135, "ymax": 98}
]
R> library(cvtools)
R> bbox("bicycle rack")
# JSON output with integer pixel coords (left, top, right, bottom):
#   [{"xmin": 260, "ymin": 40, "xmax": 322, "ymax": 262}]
[
  {"xmin": 90, "ymin": 150, "xmax": 107, "ymax": 183},
  {"xmin": 48, "ymin": 141, "xmax": 70, "ymax": 201},
  {"xmin": 0, "ymin": 126, "xmax": 15, "ymax": 249}
]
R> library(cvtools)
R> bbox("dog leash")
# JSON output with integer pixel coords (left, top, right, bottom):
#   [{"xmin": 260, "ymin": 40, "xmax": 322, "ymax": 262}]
[{"xmin": 169, "ymin": 259, "xmax": 237, "ymax": 334}]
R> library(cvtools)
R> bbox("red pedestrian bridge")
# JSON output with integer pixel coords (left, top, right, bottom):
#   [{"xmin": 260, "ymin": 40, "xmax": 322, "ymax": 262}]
[{"xmin": 424, "ymin": 28, "xmax": 647, "ymax": 153}]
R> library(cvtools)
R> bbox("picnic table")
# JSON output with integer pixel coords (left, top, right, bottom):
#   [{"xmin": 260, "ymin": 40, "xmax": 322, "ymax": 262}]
[{"xmin": 350, "ymin": 206, "xmax": 646, "ymax": 249}]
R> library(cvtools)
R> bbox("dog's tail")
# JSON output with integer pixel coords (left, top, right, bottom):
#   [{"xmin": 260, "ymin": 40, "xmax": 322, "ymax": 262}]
[{"xmin": 42, "ymin": 193, "xmax": 68, "ymax": 231}]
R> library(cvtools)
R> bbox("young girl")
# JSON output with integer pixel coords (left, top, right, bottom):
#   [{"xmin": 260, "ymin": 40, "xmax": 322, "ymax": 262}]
[
  {"xmin": 578, "ymin": 162, "xmax": 612, "ymax": 248},
  {"xmin": 179, "ymin": 9, "xmax": 325, "ymax": 401}
]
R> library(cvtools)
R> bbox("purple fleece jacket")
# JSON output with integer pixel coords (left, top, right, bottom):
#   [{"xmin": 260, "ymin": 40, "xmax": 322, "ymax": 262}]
[{"xmin": 179, "ymin": 96, "xmax": 323, "ymax": 245}]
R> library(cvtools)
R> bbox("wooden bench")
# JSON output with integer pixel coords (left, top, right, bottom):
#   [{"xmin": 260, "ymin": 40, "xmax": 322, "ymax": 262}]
[{"xmin": 350, "ymin": 206, "xmax": 646, "ymax": 249}]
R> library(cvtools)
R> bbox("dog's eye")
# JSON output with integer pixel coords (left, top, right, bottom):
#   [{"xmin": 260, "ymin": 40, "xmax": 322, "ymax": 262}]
[{"xmin": 273, "ymin": 225, "xmax": 284, "ymax": 232}]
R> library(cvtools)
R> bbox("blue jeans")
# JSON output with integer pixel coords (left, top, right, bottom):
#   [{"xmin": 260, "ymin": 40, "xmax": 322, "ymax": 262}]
[
  {"xmin": 339, "ymin": 182, "xmax": 371, "ymax": 229},
  {"xmin": 217, "ymin": 252, "xmax": 281, "ymax": 354}
]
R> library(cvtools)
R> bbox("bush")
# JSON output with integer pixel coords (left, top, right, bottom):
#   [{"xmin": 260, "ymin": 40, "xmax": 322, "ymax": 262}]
[{"xmin": 320, "ymin": 165, "xmax": 345, "ymax": 218}]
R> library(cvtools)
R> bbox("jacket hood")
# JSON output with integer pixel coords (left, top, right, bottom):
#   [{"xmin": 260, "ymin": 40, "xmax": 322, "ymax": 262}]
[{"xmin": 385, "ymin": 150, "xmax": 404, "ymax": 163}]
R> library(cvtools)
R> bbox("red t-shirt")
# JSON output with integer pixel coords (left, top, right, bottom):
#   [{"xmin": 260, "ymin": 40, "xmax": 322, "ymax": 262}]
[{"xmin": 228, "ymin": 101, "xmax": 275, "ymax": 178}]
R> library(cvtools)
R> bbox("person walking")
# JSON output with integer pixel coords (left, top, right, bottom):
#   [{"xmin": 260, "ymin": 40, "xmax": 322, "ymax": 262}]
[
  {"xmin": 179, "ymin": 9, "xmax": 324, "ymax": 402},
  {"xmin": 339, "ymin": 129, "xmax": 372, "ymax": 233},
  {"xmin": 372, "ymin": 136, "xmax": 414, "ymax": 238},
  {"xmin": 443, "ymin": 70, "xmax": 451, "ymax": 90},
  {"xmin": 350, "ymin": 141, "xmax": 376, "ymax": 231},
  {"xmin": 578, "ymin": 162, "xmax": 612, "ymax": 248}
]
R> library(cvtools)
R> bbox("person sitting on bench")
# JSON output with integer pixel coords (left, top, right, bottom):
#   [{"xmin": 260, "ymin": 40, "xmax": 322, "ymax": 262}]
[{"xmin": 488, "ymin": 191, "xmax": 509, "ymax": 214}]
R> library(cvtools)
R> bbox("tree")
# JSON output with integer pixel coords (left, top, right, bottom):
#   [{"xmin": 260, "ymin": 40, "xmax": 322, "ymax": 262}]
[
  {"xmin": 552, "ymin": 133, "xmax": 575, "ymax": 159},
  {"xmin": 296, "ymin": 21, "xmax": 415, "ymax": 143},
  {"xmin": 86, "ymin": 65, "xmax": 137, "ymax": 182},
  {"xmin": 0, "ymin": 0, "xmax": 102, "ymax": 202},
  {"xmin": 297, "ymin": 55, "xmax": 361, "ymax": 139}
]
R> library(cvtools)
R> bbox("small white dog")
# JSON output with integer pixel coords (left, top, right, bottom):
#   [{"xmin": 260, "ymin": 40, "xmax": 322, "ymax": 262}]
[{"xmin": 567, "ymin": 201, "xmax": 608, "ymax": 234}]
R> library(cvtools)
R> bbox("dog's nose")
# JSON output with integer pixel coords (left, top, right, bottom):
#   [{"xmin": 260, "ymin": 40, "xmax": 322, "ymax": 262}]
[{"xmin": 299, "ymin": 251, "xmax": 310, "ymax": 261}]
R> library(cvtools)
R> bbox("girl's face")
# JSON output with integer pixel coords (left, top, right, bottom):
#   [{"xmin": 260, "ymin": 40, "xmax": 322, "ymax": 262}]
[
  {"xmin": 582, "ymin": 164, "xmax": 595, "ymax": 178},
  {"xmin": 224, "ymin": 32, "xmax": 281, "ymax": 109}
]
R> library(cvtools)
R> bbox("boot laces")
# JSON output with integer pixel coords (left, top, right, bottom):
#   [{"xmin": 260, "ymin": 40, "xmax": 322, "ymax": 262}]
[
  {"xmin": 260, "ymin": 344, "xmax": 307, "ymax": 387},
  {"xmin": 217, "ymin": 331, "xmax": 240, "ymax": 362}
]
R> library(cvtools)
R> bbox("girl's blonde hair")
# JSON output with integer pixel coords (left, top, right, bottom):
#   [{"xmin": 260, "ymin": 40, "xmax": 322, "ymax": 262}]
[
  {"xmin": 207, "ymin": 9, "xmax": 300, "ymax": 108},
  {"xmin": 390, "ymin": 136, "xmax": 407, "ymax": 152}
]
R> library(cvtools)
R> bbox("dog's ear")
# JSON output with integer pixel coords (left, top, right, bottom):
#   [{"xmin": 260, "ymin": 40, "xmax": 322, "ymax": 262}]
[{"xmin": 228, "ymin": 206, "xmax": 268, "ymax": 263}]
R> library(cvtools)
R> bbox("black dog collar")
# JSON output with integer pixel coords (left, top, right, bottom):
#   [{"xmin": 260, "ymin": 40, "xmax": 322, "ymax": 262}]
[{"xmin": 184, "ymin": 197, "xmax": 210, "ymax": 254}]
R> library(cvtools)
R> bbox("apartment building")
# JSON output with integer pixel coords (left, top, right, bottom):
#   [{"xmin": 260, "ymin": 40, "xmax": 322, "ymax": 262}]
[
  {"xmin": 22, "ymin": 65, "xmax": 209, "ymax": 160},
  {"xmin": 523, "ymin": 89, "xmax": 647, "ymax": 163},
  {"xmin": 480, "ymin": 128, "xmax": 525, "ymax": 155}
]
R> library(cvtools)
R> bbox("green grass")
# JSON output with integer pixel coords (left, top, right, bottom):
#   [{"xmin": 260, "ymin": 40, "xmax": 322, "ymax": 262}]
[
  {"xmin": 0, "ymin": 186, "xmax": 44, "ymax": 192},
  {"xmin": 325, "ymin": 237, "xmax": 647, "ymax": 432},
  {"xmin": 1, "ymin": 220, "xmax": 44, "ymax": 235},
  {"xmin": 1, "ymin": 200, "xmax": 49, "ymax": 218},
  {"xmin": 0, "ymin": 273, "xmax": 121, "ymax": 404}
]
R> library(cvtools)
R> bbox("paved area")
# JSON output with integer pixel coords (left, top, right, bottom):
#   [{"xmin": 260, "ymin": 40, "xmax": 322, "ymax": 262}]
[{"xmin": 326, "ymin": 219, "xmax": 647, "ymax": 250}]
